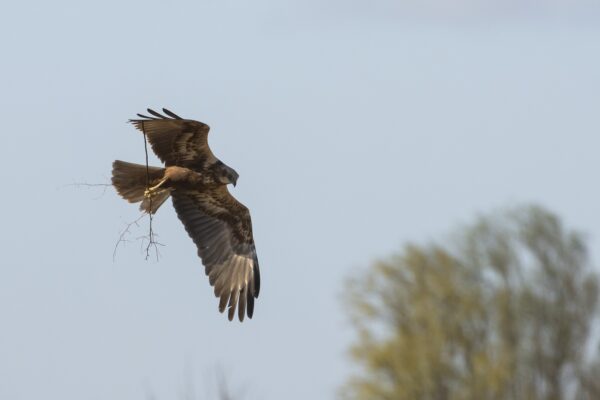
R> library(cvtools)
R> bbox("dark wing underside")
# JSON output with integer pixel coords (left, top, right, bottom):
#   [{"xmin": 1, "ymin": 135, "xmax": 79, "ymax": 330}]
[
  {"xmin": 130, "ymin": 108, "xmax": 216, "ymax": 169},
  {"xmin": 171, "ymin": 187, "xmax": 260, "ymax": 321}
]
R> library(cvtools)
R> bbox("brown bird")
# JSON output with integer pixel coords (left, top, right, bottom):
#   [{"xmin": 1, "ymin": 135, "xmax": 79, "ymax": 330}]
[{"xmin": 111, "ymin": 108, "xmax": 260, "ymax": 321}]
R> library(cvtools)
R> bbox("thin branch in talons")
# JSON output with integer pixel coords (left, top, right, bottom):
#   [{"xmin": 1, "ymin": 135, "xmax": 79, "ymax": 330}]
[
  {"xmin": 137, "ymin": 232, "xmax": 165, "ymax": 262},
  {"xmin": 66, "ymin": 182, "xmax": 112, "ymax": 188},
  {"xmin": 112, "ymin": 122, "xmax": 164, "ymax": 262},
  {"xmin": 141, "ymin": 120, "xmax": 162, "ymax": 261},
  {"xmin": 113, "ymin": 213, "xmax": 146, "ymax": 262},
  {"xmin": 62, "ymin": 182, "xmax": 112, "ymax": 199}
]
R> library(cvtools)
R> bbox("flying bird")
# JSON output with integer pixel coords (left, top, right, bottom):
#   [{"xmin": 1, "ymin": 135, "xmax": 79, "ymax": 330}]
[{"xmin": 111, "ymin": 108, "xmax": 260, "ymax": 321}]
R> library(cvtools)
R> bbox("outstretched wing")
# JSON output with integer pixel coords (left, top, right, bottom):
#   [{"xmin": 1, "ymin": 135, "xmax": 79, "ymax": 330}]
[
  {"xmin": 130, "ymin": 108, "xmax": 217, "ymax": 169},
  {"xmin": 171, "ymin": 187, "xmax": 260, "ymax": 321}
]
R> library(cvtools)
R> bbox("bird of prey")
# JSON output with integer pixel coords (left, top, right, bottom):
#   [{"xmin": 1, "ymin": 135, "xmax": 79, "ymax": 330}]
[{"xmin": 111, "ymin": 108, "xmax": 260, "ymax": 322}]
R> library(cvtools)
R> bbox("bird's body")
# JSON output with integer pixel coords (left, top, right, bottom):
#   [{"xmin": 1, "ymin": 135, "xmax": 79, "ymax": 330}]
[{"xmin": 111, "ymin": 108, "xmax": 260, "ymax": 322}]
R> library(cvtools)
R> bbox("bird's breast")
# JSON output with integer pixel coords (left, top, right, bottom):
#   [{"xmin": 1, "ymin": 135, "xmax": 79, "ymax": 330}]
[{"xmin": 164, "ymin": 166, "xmax": 220, "ymax": 190}]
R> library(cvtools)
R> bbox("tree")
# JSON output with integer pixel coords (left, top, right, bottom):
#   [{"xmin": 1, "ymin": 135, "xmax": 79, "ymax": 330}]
[{"xmin": 341, "ymin": 205, "xmax": 600, "ymax": 400}]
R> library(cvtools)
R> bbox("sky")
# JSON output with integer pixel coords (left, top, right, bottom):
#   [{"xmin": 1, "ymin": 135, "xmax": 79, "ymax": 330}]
[{"xmin": 1, "ymin": 1, "xmax": 599, "ymax": 399}]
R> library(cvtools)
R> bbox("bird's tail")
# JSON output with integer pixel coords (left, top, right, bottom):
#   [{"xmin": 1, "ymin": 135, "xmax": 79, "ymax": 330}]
[{"xmin": 111, "ymin": 160, "xmax": 171, "ymax": 214}]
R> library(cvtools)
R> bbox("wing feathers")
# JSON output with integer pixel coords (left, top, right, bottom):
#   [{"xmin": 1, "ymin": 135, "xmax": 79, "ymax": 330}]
[
  {"xmin": 162, "ymin": 108, "xmax": 183, "ymax": 119},
  {"xmin": 227, "ymin": 290, "xmax": 240, "ymax": 321},
  {"xmin": 247, "ymin": 295, "xmax": 255, "ymax": 318},
  {"xmin": 171, "ymin": 191, "xmax": 259, "ymax": 322},
  {"xmin": 147, "ymin": 108, "xmax": 167, "ymax": 119},
  {"xmin": 214, "ymin": 266, "xmax": 230, "ymax": 296},
  {"xmin": 238, "ymin": 289, "xmax": 247, "ymax": 322},
  {"xmin": 129, "ymin": 108, "xmax": 214, "ymax": 168},
  {"xmin": 136, "ymin": 113, "xmax": 158, "ymax": 120},
  {"xmin": 219, "ymin": 292, "xmax": 229, "ymax": 313}
]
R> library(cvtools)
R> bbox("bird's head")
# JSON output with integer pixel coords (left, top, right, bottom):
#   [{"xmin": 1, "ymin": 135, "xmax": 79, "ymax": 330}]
[{"xmin": 219, "ymin": 164, "xmax": 239, "ymax": 187}]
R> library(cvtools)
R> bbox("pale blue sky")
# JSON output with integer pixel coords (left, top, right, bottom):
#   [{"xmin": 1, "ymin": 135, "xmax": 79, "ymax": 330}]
[{"xmin": 1, "ymin": 1, "xmax": 599, "ymax": 399}]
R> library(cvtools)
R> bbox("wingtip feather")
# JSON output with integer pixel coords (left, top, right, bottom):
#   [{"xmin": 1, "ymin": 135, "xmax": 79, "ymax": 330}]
[
  {"xmin": 162, "ymin": 108, "xmax": 183, "ymax": 119},
  {"xmin": 219, "ymin": 293, "xmax": 228, "ymax": 313},
  {"xmin": 147, "ymin": 108, "xmax": 168, "ymax": 119}
]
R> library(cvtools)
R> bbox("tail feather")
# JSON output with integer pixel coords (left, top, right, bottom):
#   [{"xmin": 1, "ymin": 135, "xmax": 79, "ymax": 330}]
[
  {"xmin": 139, "ymin": 190, "xmax": 171, "ymax": 214},
  {"xmin": 111, "ymin": 160, "xmax": 171, "ymax": 214}
]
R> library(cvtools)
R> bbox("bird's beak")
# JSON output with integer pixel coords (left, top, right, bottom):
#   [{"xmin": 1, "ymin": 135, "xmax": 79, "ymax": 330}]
[{"xmin": 233, "ymin": 179, "xmax": 237, "ymax": 187}]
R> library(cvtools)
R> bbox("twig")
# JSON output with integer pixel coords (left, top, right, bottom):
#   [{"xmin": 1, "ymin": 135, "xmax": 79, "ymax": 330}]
[
  {"xmin": 141, "ymin": 121, "xmax": 161, "ymax": 261},
  {"xmin": 113, "ymin": 213, "xmax": 146, "ymax": 261},
  {"xmin": 64, "ymin": 182, "xmax": 111, "ymax": 188},
  {"xmin": 112, "ymin": 122, "xmax": 163, "ymax": 262},
  {"xmin": 112, "ymin": 214, "xmax": 165, "ymax": 262},
  {"xmin": 61, "ymin": 182, "xmax": 111, "ymax": 199}
]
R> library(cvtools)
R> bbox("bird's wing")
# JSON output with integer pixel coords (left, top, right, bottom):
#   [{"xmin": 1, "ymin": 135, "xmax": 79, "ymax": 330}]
[
  {"xmin": 171, "ymin": 186, "xmax": 260, "ymax": 321},
  {"xmin": 130, "ymin": 108, "xmax": 217, "ymax": 169}
]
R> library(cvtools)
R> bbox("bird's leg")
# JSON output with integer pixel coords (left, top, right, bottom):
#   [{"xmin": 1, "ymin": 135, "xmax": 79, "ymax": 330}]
[{"xmin": 144, "ymin": 177, "xmax": 168, "ymax": 198}]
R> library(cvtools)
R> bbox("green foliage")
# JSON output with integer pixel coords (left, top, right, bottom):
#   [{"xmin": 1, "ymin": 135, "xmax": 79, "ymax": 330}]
[{"xmin": 342, "ymin": 205, "xmax": 600, "ymax": 400}]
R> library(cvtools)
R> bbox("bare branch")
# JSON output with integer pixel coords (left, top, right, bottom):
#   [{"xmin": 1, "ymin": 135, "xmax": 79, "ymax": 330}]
[
  {"xmin": 111, "ymin": 129, "xmax": 165, "ymax": 260},
  {"xmin": 110, "ymin": 122, "xmax": 164, "ymax": 262},
  {"xmin": 61, "ymin": 181, "xmax": 112, "ymax": 199},
  {"xmin": 112, "ymin": 213, "xmax": 145, "ymax": 262},
  {"xmin": 140, "ymin": 121, "xmax": 162, "ymax": 261}
]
